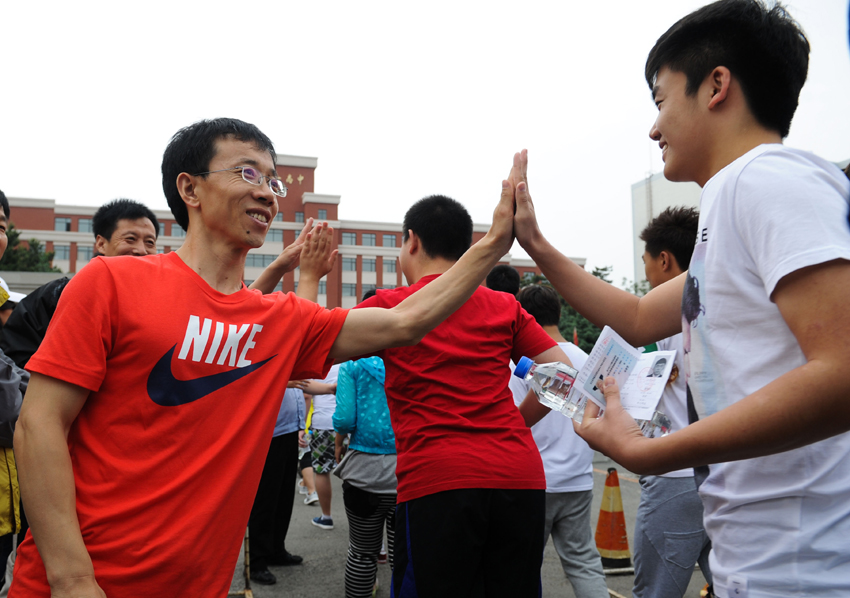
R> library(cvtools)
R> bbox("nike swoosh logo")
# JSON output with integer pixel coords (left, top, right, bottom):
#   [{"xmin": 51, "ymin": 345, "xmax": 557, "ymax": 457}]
[{"xmin": 147, "ymin": 345, "xmax": 277, "ymax": 407}]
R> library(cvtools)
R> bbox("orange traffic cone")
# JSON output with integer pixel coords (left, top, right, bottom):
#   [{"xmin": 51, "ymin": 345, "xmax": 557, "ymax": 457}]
[{"xmin": 595, "ymin": 468, "xmax": 632, "ymax": 570}]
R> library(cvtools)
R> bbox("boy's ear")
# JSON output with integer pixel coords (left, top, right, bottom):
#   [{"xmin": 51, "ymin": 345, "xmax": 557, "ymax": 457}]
[
  {"xmin": 659, "ymin": 250, "xmax": 672, "ymax": 272},
  {"xmin": 707, "ymin": 66, "xmax": 732, "ymax": 110},
  {"xmin": 94, "ymin": 235, "xmax": 109, "ymax": 255},
  {"xmin": 406, "ymin": 230, "xmax": 420, "ymax": 255}
]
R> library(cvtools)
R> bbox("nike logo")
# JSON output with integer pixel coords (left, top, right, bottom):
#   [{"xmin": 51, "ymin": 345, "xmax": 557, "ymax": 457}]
[{"xmin": 147, "ymin": 345, "xmax": 277, "ymax": 407}]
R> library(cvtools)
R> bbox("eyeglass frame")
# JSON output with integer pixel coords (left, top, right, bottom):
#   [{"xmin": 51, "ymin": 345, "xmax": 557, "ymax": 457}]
[{"xmin": 191, "ymin": 166, "xmax": 288, "ymax": 198}]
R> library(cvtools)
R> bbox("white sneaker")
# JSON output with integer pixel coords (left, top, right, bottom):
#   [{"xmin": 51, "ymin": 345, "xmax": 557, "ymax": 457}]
[
  {"xmin": 298, "ymin": 481, "xmax": 308, "ymax": 495},
  {"xmin": 304, "ymin": 492, "xmax": 319, "ymax": 505}
]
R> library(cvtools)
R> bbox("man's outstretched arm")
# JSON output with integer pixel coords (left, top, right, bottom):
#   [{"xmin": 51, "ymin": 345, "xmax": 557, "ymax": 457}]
[
  {"xmin": 511, "ymin": 150, "xmax": 682, "ymax": 346},
  {"xmin": 576, "ymin": 259, "xmax": 850, "ymax": 475},
  {"xmin": 14, "ymin": 373, "xmax": 106, "ymax": 597},
  {"xmin": 328, "ymin": 179, "xmax": 516, "ymax": 361}
]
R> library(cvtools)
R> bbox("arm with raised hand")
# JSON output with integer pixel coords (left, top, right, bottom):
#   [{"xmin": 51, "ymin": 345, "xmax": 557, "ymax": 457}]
[
  {"xmin": 14, "ymin": 374, "xmax": 107, "ymax": 598},
  {"xmin": 575, "ymin": 259, "xmax": 850, "ymax": 475},
  {"xmin": 294, "ymin": 222, "xmax": 337, "ymax": 303},
  {"xmin": 510, "ymin": 150, "xmax": 681, "ymax": 346},
  {"xmin": 328, "ymin": 178, "xmax": 517, "ymax": 361},
  {"xmin": 248, "ymin": 218, "xmax": 317, "ymax": 294}
]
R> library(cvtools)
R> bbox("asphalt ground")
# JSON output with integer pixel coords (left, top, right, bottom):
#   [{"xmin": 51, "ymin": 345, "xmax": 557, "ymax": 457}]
[{"xmin": 229, "ymin": 453, "xmax": 711, "ymax": 597}]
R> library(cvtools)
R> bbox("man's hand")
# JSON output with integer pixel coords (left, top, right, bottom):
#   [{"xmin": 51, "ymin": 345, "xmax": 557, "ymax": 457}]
[
  {"xmin": 509, "ymin": 150, "xmax": 545, "ymax": 252},
  {"xmin": 486, "ymin": 177, "xmax": 517, "ymax": 259},
  {"xmin": 288, "ymin": 380, "xmax": 309, "ymax": 390},
  {"xmin": 573, "ymin": 377, "xmax": 653, "ymax": 473},
  {"xmin": 298, "ymin": 430, "xmax": 308, "ymax": 448}
]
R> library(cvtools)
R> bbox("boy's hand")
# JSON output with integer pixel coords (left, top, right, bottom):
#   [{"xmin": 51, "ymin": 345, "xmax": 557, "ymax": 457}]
[
  {"xmin": 299, "ymin": 222, "xmax": 338, "ymax": 283},
  {"xmin": 573, "ymin": 377, "xmax": 652, "ymax": 473},
  {"xmin": 510, "ymin": 150, "xmax": 545, "ymax": 251}
]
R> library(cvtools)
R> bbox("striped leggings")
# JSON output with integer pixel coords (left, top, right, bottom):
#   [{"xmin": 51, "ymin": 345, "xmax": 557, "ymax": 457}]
[{"xmin": 342, "ymin": 482, "xmax": 396, "ymax": 598}]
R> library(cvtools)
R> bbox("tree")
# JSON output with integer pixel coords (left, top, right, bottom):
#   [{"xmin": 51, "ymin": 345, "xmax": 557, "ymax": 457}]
[{"xmin": 0, "ymin": 224, "xmax": 61, "ymax": 272}]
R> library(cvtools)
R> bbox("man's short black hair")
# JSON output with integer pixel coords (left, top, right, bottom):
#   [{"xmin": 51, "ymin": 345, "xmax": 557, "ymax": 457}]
[
  {"xmin": 402, "ymin": 195, "xmax": 473, "ymax": 262},
  {"xmin": 92, "ymin": 199, "xmax": 160, "ymax": 242},
  {"xmin": 161, "ymin": 118, "xmax": 276, "ymax": 231},
  {"xmin": 0, "ymin": 190, "xmax": 9, "ymax": 220},
  {"xmin": 516, "ymin": 285, "xmax": 561, "ymax": 327},
  {"xmin": 639, "ymin": 206, "xmax": 699, "ymax": 271},
  {"xmin": 486, "ymin": 265, "xmax": 520, "ymax": 295},
  {"xmin": 646, "ymin": 0, "xmax": 809, "ymax": 138}
]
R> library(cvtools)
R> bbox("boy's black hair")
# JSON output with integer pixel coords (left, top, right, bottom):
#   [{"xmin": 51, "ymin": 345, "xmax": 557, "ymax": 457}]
[
  {"xmin": 402, "ymin": 195, "xmax": 473, "ymax": 262},
  {"xmin": 646, "ymin": 0, "xmax": 809, "ymax": 138},
  {"xmin": 639, "ymin": 206, "xmax": 699, "ymax": 271},
  {"xmin": 161, "ymin": 118, "xmax": 276, "ymax": 231},
  {"xmin": 362, "ymin": 288, "xmax": 378, "ymax": 302},
  {"xmin": 0, "ymin": 190, "xmax": 9, "ymax": 220},
  {"xmin": 92, "ymin": 199, "xmax": 160, "ymax": 242},
  {"xmin": 516, "ymin": 284, "xmax": 561, "ymax": 327},
  {"xmin": 486, "ymin": 265, "xmax": 520, "ymax": 296}
]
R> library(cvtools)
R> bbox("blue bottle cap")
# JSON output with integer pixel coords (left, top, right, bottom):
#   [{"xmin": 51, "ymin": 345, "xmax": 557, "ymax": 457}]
[{"xmin": 514, "ymin": 356, "xmax": 534, "ymax": 379}]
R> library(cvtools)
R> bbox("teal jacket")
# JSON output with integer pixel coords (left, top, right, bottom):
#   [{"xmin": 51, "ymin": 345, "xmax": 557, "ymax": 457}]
[{"xmin": 333, "ymin": 357, "xmax": 396, "ymax": 454}]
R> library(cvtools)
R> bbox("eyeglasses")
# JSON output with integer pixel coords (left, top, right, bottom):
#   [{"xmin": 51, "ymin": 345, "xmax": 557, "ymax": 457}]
[{"xmin": 192, "ymin": 166, "xmax": 288, "ymax": 197}]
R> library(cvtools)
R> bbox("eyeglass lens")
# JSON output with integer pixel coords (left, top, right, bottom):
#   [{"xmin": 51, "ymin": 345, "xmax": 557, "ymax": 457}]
[{"xmin": 241, "ymin": 167, "xmax": 287, "ymax": 197}]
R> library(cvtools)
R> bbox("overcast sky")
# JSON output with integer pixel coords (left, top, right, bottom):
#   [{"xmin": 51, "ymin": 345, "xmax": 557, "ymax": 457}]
[{"xmin": 2, "ymin": 1, "xmax": 848, "ymax": 285}]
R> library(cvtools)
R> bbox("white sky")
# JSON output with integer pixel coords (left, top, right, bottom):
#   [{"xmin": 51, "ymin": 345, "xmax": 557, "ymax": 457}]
[{"xmin": 1, "ymin": 1, "xmax": 848, "ymax": 285}]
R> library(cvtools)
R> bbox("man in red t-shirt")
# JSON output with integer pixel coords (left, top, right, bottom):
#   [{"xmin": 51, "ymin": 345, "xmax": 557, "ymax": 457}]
[
  {"xmin": 10, "ymin": 119, "xmax": 518, "ymax": 598},
  {"xmin": 359, "ymin": 195, "xmax": 573, "ymax": 598}
]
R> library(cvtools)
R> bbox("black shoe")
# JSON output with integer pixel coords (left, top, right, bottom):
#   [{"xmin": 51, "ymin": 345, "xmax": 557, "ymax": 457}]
[
  {"xmin": 268, "ymin": 551, "xmax": 303, "ymax": 566},
  {"xmin": 250, "ymin": 568, "xmax": 277, "ymax": 585}
]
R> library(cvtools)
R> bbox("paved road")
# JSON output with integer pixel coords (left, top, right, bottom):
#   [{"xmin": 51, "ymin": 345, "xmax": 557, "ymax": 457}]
[{"xmin": 229, "ymin": 453, "xmax": 710, "ymax": 597}]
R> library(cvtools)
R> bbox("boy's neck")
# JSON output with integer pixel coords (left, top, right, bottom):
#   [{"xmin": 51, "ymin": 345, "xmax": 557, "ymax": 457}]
[
  {"xmin": 542, "ymin": 325, "xmax": 566, "ymax": 344},
  {"xmin": 698, "ymin": 123, "xmax": 782, "ymax": 187}
]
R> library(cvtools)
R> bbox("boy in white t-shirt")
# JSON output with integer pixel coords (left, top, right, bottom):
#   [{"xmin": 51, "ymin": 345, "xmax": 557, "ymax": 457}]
[{"xmin": 511, "ymin": 1, "xmax": 850, "ymax": 597}]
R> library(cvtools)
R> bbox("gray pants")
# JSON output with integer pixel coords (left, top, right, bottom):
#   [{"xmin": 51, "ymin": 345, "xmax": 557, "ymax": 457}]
[
  {"xmin": 543, "ymin": 490, "xmax": 609, "ymax": 598},
  {"xmin": 632, "ymin": 475, "xmax": 712, "ymax": 598}
]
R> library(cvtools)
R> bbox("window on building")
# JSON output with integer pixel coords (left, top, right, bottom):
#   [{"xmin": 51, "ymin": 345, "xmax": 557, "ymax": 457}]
[
  {"xmin": 318, "ymin": 209, "xmax": 327, "ymax": 220},
  {"xmin": 78, "ymin": 218, "xmax": 92, "ymax": 234},
  {"xmin": 342, "ymin": 257, "xmax": 357, "ymax": 271},
  {"xmin": 363, "ymin": 284, "xmax": 376, "ymax": 296},
  {"xmin": 53, "ymin": 244, "xmax": 70, "ymax": 260},
  {"xmin": 341, "ymin": 232, "xmax": 357, "ymax": 245},
  {"xmin": 55, "ymin": 217, "xmax": 71, "ymax": 232},
  {"xmin": 295, "ymin": 211, "xmax": 304, "ymax": 223},
  {"xmin": 273, "ymin": 213, "xmax": 283, "ymax": 222},
  {"xmin": 342, "ymin": 283, "xmax": 357, "ymax": 297},
  {"xmin": 171, "ymin": 224, "xmax": 186, "ymax": 238},
  {"xmin": 245, "ymin": 254, "xmax": 275, "ymax": 268},
  {"xmin": 318, "ymin": 281, "xmax": 327, "ymax": 295},
  {"xmin": 363, "ymin": 258, "xmax": 376, "ymax": 272},
  {"xmin": 157, "ymin": 247, "xmax": 165, "ymax": 254},
  {"xmin": 362, "ymin": 233, "xmax": 376, "ymax": 246},
  {"xmin": 384, "ymin": 260, "xmax": 396, "ymax": 273},
  {"xmin": 267, "ymin": 229, "xmax": 283, "ymax": 243},
  {"xmin": 383, "ymin": 234, "xmax": 397, "ymax": 247},
  {"xmin": 78, "ymin": 246, "xmax": 94, "ymax": 264},
  {"xmin": 383, "ymin": 284, "xmax": 396, "ymax": 289},
  {"xmin": 158, "ymin": 223, "xmax": 165, "ymax": 237}
]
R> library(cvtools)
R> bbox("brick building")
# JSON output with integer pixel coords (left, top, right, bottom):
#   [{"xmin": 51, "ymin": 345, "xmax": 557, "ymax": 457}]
[{"xmin": 7, "ymin": 155, "xmax": 582, "ymax": 306}]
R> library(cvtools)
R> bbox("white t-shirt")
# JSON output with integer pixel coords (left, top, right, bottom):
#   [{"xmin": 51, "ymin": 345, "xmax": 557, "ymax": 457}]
[
  {"xmin": 309, "ymin": 363, "xmax": 340, "ymax": 431},
  {"xmin": 509, "ymin": 342, "xmax": 594, "ymax": 493},
  {"xmin": 654, "ymin": 334, "xmax": 692, "ymax": 478},
  {"xmin": 685, "ymin": 144, "xmax": 850, "ymax": 597}
]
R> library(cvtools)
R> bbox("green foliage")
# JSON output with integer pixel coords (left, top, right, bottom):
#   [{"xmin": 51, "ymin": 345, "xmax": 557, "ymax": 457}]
[
  {"xmin": 621, "ymin": 277, "xmax": 651, "ymax": 297},
  {"xmin": 0, "ymin": 224, "xmax": 61, "ymax": 273}
]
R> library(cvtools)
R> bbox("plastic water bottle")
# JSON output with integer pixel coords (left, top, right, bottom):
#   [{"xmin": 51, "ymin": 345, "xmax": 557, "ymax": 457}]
[
  {"xmin": 513, "ymin": 357, "xmax": 584, "ymax": 418},
  {"xmin": 514, "ymin": 356, "xmax": 672, "ymax": 437}
]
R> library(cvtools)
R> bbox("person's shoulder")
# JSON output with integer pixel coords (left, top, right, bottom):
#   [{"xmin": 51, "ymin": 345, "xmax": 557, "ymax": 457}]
[{"xmin": 737, "ymin": 145, "xmax": 848, "ymax": 190}]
